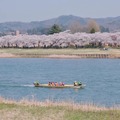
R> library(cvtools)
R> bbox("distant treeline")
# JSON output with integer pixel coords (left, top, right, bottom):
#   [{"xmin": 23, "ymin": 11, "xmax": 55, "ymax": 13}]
[
  {"xmin": 27, "ymin": 20, "xmax": 109, "ymax": 35},
  {"xmin": 0, "ymin": 19, "xmax": 109, "ymax": 37}
]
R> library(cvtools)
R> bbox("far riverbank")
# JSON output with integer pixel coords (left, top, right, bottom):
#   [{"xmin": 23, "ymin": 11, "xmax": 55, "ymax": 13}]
[{"xmin": 0, "ymin": 48, "xmax": 120, "ymax": 58}]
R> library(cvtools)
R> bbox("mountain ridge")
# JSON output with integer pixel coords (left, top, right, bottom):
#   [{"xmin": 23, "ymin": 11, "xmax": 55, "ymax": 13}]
[{"xmin": 0, "ymin": 15, "xmax": 120, "ymax": 32}]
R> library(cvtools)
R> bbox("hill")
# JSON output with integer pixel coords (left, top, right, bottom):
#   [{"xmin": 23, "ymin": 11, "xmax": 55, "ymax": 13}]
[{"xmin": 0, "ymin": 15, "xmax": 120, "ymax": 33}]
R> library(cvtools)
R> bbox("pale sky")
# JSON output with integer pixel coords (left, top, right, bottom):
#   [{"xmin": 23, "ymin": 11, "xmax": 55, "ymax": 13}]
[{"xmin": 0, "ymin": 0, "xmax": 120, "ymax": 22}]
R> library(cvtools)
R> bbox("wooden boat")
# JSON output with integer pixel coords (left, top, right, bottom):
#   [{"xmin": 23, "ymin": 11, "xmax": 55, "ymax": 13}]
[{"xmin": 33, "ymin": 83, "xmax": 85, "ymax": 89}]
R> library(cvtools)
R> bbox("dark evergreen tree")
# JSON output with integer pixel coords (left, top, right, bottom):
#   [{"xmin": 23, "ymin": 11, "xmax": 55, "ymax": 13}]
[
  {"xmin": 100, "ymin": 26, "xmax": 109, "ymax": 33},
  {"xmin": 90, "ymin": 28, "xmax": 95, "ymax": 33},
  {"xmin": 48, "ymin": 24, "xmax": 62, "ymax": 34}
]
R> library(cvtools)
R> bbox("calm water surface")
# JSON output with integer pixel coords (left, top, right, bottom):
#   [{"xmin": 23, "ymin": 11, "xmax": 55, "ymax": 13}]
[{"xmin": 0, "ymin": 58, "xmax": 120, "ymax": 107}]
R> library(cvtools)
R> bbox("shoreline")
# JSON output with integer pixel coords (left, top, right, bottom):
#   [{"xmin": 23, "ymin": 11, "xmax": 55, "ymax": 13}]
[
  {"xmin": 0, "ymin": 48, "xmax": 120, "ymax": 58},
  {"xmin": 0, "ymin": 53, "xmax": 120, "ymax": 58},
  {"xmin": 0, "ymin": 97, "xmax": 119, "ymax": 110}
]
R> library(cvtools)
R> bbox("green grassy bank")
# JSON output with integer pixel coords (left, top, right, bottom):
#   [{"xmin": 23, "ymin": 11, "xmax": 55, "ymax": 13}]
[
  {"xmin": 0, "ymin": 48, "xmax": 118, "ymax": 55},
  {"xmin": 0, "ymin": 98, "xmax": 120, "ymax": 120}
]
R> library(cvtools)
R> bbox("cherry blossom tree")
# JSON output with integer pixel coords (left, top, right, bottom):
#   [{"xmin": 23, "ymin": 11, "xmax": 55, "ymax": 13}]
[{"xmin": 0, "ymin": 32, "xmax": 120, "ymax": 48}]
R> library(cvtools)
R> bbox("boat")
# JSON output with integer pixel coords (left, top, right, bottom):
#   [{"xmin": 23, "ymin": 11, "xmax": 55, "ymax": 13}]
[{"xmin": 33, "ymin": 82, "xmax": 85, "ymax": 89}]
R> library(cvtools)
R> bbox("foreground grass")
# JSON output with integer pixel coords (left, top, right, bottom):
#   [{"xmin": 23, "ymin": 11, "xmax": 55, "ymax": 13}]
[
  {"xmin": 0, "ymin": 48, "xmax": 120, "ymax": 55},
  {"xmin": 0, "ymin": 98, "xmax": 120, "ymax": 120}
]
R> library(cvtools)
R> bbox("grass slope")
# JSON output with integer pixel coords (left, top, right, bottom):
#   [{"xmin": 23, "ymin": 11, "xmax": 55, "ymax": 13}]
[
  {"xmin": 0, "ymin": 99, "xmax": 120, "ymax": 120},
  {"xmin": 0, "ymin": 48, "xmax": 120, "ymax": 55}
]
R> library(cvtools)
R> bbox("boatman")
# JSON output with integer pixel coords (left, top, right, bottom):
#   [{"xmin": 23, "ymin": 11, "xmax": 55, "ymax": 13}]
[
  {"xmin": 35, "ymin": 81, "xmax": 39, "ymax": 85},
  {"xmin": 74, "ymin": 81, "xmax": 78, "ymax": 86},
  {"xmin": 78, "ymin": 81, "xmax": 82, "ymax": 86}
]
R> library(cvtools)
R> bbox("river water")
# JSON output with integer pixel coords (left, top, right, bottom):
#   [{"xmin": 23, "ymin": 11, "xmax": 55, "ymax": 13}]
[{"xmin": 0, "ymin": 58, "xmax": 120, "ymax": 107}]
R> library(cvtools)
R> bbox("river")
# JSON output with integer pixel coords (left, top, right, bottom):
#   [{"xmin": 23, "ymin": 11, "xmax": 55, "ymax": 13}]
[{"xmin": 0, "ymin": 58, "xmax": 120, "ymax": 107}]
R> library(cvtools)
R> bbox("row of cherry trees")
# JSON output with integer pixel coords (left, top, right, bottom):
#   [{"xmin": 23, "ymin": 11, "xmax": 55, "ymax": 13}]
[{"xmin": 0, "ymin": 32, "xmax": 120, "ymax": 48}]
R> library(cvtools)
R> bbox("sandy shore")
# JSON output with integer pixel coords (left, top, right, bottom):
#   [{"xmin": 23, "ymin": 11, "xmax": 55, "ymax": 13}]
[
  {"xmin": 0, "ymin": 53, "xmax": 80, "ymax": 58},
  {"xmin": 0, "ymin": 53, "xmax": 17, "ymax": 58},
  {"xmin": 43, "ymin": 54, "xmax": 82, "ymax": 58},
  {"xmin": 0, "ymin": 54, "xmax": 83, "ymax": 58}
]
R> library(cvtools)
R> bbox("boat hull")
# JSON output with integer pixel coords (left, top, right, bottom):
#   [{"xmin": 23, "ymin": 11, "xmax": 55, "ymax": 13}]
[{"xmin": 34, "ymin": 84, "xmax": 85, "ymax": 89}]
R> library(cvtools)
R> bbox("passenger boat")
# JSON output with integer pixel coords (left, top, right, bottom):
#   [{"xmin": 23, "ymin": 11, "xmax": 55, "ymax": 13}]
[{"xmin": 33, "ymin": 82, "xmax": 85, "ymax": 89}]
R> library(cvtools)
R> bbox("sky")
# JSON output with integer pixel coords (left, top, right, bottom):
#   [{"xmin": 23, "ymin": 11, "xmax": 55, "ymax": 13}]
[{"xmin": 0, "ymin": 0, "xmax": 120, "ymax": 23}]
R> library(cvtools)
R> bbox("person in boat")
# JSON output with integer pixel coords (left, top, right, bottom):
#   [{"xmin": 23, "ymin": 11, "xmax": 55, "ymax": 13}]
[
  {"xmin": 59, "ymin": 82, "xmax": 64, "ymax": 86},
  {"xmin": 34, "ymin": 81, "xmax": 39, "ymax": 85},
  {"xmin": 52, "ymin": 82, "xmax": 55, "ymax": 86},
  {"xmin": 48, "ymin": 82, "xmax": 51, "ymax": 86},
  {"xmin": 49, "ymin": 82, "xmax": 53, "ymax": 86},
  {"xmin": 59, "ymin": 82, "xmax": 62, "ymax": 86},
  {"xmin": 55, "ymin": 82, "xmax": 59, "ymax": 86},
  {"xmin": 78, "ymin": 81, "xmax": 82, "ymax": 86},
  {"xmin": 74, "ymin": 81, "xmax": 78, "ymax": 86}
]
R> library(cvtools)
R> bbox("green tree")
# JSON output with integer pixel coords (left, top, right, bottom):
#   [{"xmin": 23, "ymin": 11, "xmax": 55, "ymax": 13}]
[
  {"xmin": 90, "ymin": 28, "xmax": 95, "ymax": 33},
  {"xmin": 100, "ymin": 26, "xmax": 109, "ymax": 33},
  {"xmin": 48, "ymin": 24, "xmax": 62, "ymax": 34}
]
